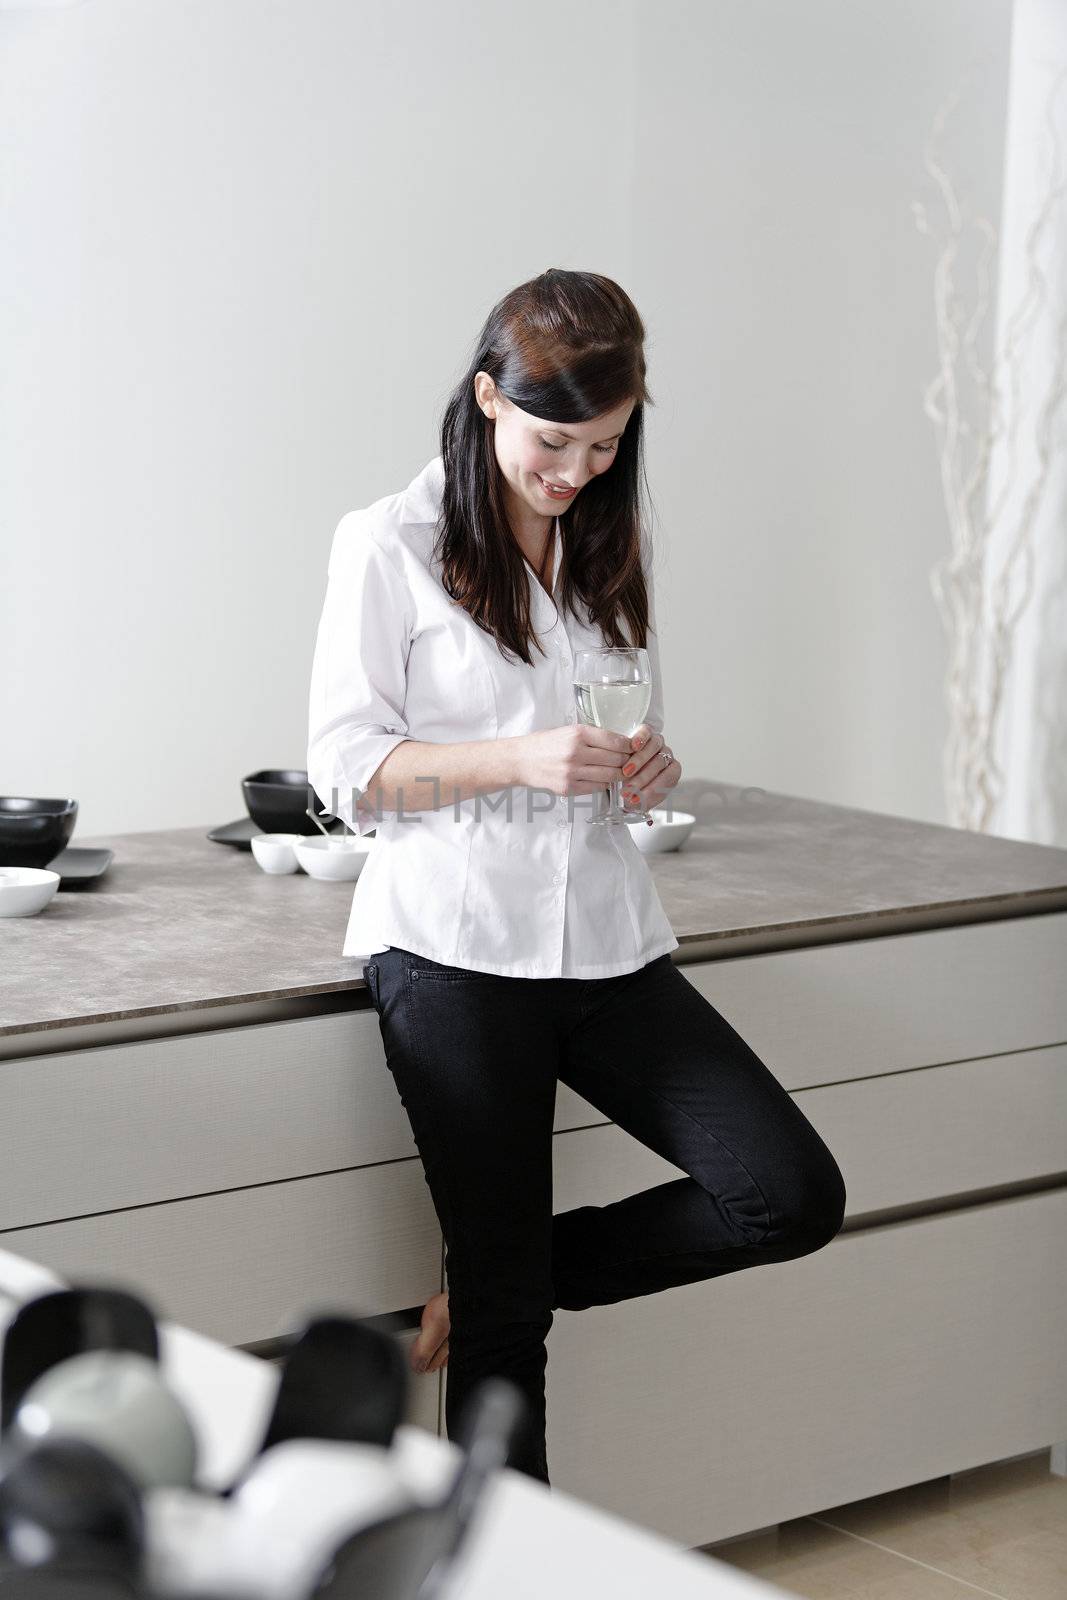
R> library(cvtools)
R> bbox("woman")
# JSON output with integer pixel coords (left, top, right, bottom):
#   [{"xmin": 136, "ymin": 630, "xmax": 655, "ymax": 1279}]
[{"xmin": 307, "ymin": 269, "xmax": 847, "ymax": 1486}]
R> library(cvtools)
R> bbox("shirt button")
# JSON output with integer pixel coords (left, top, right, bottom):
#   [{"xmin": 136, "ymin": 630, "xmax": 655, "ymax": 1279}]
[{"xmin": 552, "ymin": 871, "xmax": 566, "ymax": 885}]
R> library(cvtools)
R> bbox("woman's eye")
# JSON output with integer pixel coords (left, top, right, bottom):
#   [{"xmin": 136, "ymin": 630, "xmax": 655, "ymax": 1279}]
[{"xmin": 538, "ymin": 438, "xmax": 617, "ymax": 455}]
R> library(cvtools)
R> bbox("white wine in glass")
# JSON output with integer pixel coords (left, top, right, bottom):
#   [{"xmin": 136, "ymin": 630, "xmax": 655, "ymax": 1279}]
[{"xmin": 573, "ymin": 647, "xmax": 652, "ymax": 824}]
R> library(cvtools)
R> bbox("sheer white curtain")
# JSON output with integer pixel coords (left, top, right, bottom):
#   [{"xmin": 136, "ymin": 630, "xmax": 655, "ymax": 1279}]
[{"xmin": 989, "ymin": 0, "xmax": 1067, "ymax": 845}]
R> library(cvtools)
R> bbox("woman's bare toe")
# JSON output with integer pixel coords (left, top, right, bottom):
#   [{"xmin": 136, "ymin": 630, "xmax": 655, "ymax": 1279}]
[
  {"xmin": 410, "ymin": 1290, "xmax": 450, "ymax": 1373},
  {"xmin": 425, "ymin": 1338, "xmax": 449, "ymax": 1374}
]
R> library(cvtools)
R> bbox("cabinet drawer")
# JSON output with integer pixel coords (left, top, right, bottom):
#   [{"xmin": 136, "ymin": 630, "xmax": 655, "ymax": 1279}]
[
  {"xmin": 0, "ymin": 1012, "xmax": 416, "ymax": 1228},
  {"xmin": 544, "ymin": 1041, "xmax": 1067, "ymax": 1224},
  {"xmin": 0, "ymin": 1157, "xmax": 443, "ymax": 1348},
  {"xmin": 0, "ymin": 1011, "xmax": 605, "ymax": 1231},
  {"xmin": 542, "ymin": 1155, "xmax": 1067, "ymax": 1547},
  {"xmin": 680, "ymin": 910, "xmax": 1067, "ymax": 1091},
  {"xmin": 798, "ymin": 1042, "xmax": 1067, "ymax": 1214}
]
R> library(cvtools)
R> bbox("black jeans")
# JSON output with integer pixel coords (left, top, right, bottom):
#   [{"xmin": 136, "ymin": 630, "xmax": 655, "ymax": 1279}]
[{"xmin": 362, "ymin": 946, "xmax": 847, "ymax": 1486}]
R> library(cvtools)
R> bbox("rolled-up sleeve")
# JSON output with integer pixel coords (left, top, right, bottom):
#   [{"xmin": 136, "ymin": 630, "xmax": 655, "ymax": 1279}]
[{"xmin": 307, "ymin": 514, "xmax": 414, "ymax": 837}]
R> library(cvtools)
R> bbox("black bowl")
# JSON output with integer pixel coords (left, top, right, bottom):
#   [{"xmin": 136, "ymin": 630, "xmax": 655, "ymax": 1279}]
[
  {"xmin": 242, "ymin": 769, "xmax": 343, "ymax": 836},
  {"xmin": 0, "ymin": 797, "xmax": 78, "ymax": 869}
]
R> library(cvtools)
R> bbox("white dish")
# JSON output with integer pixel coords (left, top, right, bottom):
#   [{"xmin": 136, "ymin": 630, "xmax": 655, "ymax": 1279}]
[
  {"xmin": 0, "ymin": 866, "xmax": 61, "ymax": 917},
  {"xmin": 13, "ymin": 1349, "xmax": 198, "ymax": 1490},
  {"xmin": 294, "ymin": 835, "xmax": 372, "ymax": 881},
  {"xmin": 250, "ymin": 833, "xmax": 305, "ymax": 874},
  {"xmin": 625, "ymin": 809, "xmax": 695, "ymax": 853}
]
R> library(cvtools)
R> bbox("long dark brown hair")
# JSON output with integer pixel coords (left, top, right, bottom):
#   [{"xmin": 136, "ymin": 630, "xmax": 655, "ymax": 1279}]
[{"xmin": 435, "ymin": 268, "xmax": 656, "ymax": 667}]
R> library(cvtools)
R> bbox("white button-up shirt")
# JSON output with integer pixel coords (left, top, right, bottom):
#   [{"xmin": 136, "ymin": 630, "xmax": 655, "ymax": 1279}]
[{"xmin": 306, "ymin": 454, "xmax": 678, "ymax": 978}]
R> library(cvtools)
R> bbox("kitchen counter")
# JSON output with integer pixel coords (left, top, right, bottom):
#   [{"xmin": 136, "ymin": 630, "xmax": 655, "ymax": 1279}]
[
  {"xmin": 2, "ymin": 784, "xmax": 1066, "ymax": 1553},
  {"xmin": 3, "ymin": 780, "xmax": 1067, "ymax": 1045}
]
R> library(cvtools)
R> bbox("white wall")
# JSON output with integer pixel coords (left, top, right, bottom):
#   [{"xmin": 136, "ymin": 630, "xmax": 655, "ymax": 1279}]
[{"xmin": 0, "ymin": 0, "xmax": 1014, "ymax": 839}]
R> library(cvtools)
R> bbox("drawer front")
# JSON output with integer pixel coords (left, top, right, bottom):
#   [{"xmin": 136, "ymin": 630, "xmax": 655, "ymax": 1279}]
[
  {"xmin": 681, "ymin": 910, "xmax": 1067, "ymax": 1091},
  {"xmin": 0, "ymin": 1011, "xmax": 605, "ymax": 1230},
  {"xmin": 797, "ymin": 1041, "xmax": 1067, "ymax": 1214},
  {"xmin": 553, "ymin": 1080, "xmax": 609, "ymax": 1132},
  {"xmin": 547, "ymin": 1042, "xmax": 1067, "ymax": 1226},
  {"xmin": 0, "ymin": 1012, "xmax": 415, "ymax": 1228},
  {"xmin": 543, "ymin": 1146, "xmax": 1067, "ymax": 1546},
  {"xmin": 0, "ymin": 1158, "xmax": 443, "ymax": 1349}
]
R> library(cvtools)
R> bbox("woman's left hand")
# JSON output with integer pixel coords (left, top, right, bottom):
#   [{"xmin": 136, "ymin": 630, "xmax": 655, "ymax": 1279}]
[{"xmin": 619, "ymin": 725, "xmax": 681, "ymax": 822}]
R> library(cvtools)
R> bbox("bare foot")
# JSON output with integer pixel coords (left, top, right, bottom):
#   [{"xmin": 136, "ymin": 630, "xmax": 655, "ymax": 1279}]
[{"xmin": 410, "ymin": 1289, "xmax": 449, "ymax": 1374}]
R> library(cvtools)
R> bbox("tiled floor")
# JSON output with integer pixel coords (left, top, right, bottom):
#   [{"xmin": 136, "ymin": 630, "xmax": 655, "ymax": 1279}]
[{"xmin": 699, "ymin": 1451, "xmax": 1067, "ymax": 1598}]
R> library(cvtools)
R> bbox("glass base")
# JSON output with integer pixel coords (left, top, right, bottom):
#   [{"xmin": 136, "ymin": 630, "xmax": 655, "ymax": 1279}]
[{"xmin": 588, "ymin": 788, "xmax": 651, "ymax": 825}]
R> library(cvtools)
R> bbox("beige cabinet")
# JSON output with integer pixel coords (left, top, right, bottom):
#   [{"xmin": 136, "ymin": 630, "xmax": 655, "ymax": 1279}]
[
  {"xmin": 544, "ymin": 1130, "xmax": 1067, "ymax": 1546},
  {"xmin": 536, "ymin": 911, "xmax": 1067, "ymax": 1541},
  {"xmin": 3, "ymin": 909, "xmax": 1065, "ymax": 1545}
]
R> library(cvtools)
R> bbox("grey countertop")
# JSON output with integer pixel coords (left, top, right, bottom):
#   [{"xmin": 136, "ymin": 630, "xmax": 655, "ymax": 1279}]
[{"xmin": 3, "ymin": 781, "xmax": 1067, "ymax": 1040}]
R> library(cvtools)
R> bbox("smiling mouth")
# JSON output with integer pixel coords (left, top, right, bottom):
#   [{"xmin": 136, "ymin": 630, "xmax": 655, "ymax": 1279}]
[{"xmin": 536, "ymin": 475, "xmax": 577, "ymax": 498}]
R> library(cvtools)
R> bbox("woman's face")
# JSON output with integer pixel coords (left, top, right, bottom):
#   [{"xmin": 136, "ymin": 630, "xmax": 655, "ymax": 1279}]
[{"xmin": 474, "ymin": 373, "xmax": 635, "ymax": 534}]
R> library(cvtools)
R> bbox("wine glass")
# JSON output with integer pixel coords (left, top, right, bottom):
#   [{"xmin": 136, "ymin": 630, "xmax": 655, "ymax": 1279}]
[{"xmin": 573, "ymin": 647, "xmax": 653, "ymax": 825}]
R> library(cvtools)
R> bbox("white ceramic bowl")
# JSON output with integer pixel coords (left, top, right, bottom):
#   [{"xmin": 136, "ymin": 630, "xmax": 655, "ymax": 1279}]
[
  {"xmin": 625, "ymin": 808, "xmax": 695, "ymax": 853},
  {"xmin": 294, "ymin": 835, "xmax": 372, "ymax": 881},
  {"xmin": 0, "ymin": 866, "xmax": 61, "ymax": 917},
  {"xmin": 14, "ymin": 1350, "xmax": 198, "ymax": 1490},
  {"xmin": 250, "ymin": 833, "xmax": 304, "ymax": 874}
]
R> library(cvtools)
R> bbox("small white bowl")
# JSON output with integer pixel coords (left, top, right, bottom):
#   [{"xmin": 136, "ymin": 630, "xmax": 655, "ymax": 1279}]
[
  {"xmin": 294, "ymin": 835, "xmax": 372, "ymax": 881},
  {"xmin": 0, "ymin": 866, "xmax": 61, "ymax": 917},
  {"xmin": 250, "ymin": 833, "xmax": 305, "ymax": 874},
  {"xmin": 625, "ymin": 808, "xmax": 695, "ymax": 853}
]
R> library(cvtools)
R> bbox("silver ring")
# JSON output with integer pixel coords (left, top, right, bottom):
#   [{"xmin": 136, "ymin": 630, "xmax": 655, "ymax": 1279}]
[{"xmin": 660, "ymin": 749, "xmax": 672, "ymax": 768}]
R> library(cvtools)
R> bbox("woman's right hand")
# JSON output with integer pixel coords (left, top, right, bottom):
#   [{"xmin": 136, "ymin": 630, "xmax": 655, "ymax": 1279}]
[{"xmin": 512, "ymin": 724, "xmax": 633, "ymax": 797}]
